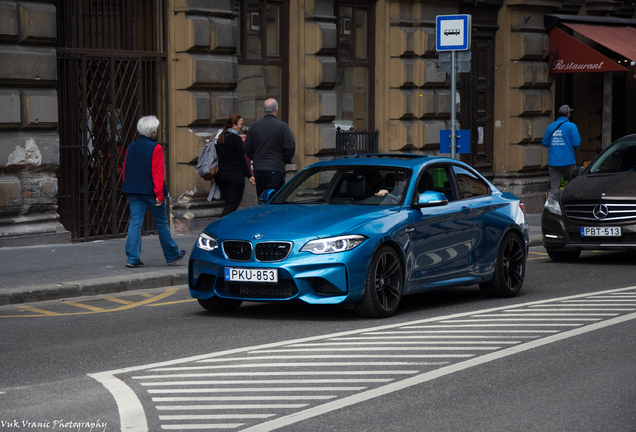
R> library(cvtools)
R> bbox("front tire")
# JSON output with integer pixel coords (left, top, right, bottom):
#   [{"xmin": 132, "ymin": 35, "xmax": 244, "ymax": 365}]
[
  {"xmin": 355, "ymin": 245, "xmax": 403, "ymax": 318},
  {"xmin": 480, "ymin": 232, "xmax": 525, "ymax": 298},
  {"xmin": 546, "ymin": 249, "xmax": 581, "ymax": 262},
  {"xmin": 198, "ymin": 297, "xmax": 242, "ymax": 312}
]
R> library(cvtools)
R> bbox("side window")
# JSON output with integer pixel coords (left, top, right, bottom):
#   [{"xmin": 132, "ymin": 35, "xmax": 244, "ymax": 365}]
[
  {"xmin": 452, "ymin": 166, "xmax": 490, "ymax": 199},
  {"xmin": 416, "ymin": 167, "xmax": 454, "ymax": 201}
]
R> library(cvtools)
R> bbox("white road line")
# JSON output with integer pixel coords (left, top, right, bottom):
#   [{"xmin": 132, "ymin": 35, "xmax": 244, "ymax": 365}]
[
  {"xmin": 562, "ymin": 299, "xmax": 636, "ymax": 303},
  {"xmin": 152, "ymin": 397, "xmax": 338, "ymax": 402},
  {"xmin": 136, "ymin": 371, "xmax": 418, "ymax": 379},
  {"xmin": 399, "ymin": 324, "xmax": 581, "ymax": 327},
  {"xmin": 194, "ymin": 355, "xmax": 473, "ymax": 362},
  {"xmin": 147, "ymin": 387, "xmax": 367, "ymax": 393},
  {"xmin": 149, "ymin": 362, "xmax": 443, "ymax": 371},
  {"xmin": 477, "ymin": 313, "xmax": 618, "ymax": 317},
  {"xmin": 440, "ymin": 318, "xmax": 601, "ymax": 322},
  {"xmin": 140, "ymin": 379, "xmax": 395, "ymax": 385},
  {"xmin": 286, "ymin": 341, "xmax": 520, "ymax": 346},
  {"xmin": 88, "ymin": 372, "xmax": 148, "ymax": 431},
  {"xmin": 527, "ymin": 306, "xmax": 635, "ymax": 311},
  {"xmin": 156, "ymin": 405, "xmax": 309, "ymax": 410},
  {"xmin": 395, "ymin": 328, "xmax": 560, "ymax": 332},
  {"xmin": 159, "ymin": 415, "xmax": 274, "ymax": 420},
  {"xmin": 239, "ymin": 312, "xmax": 636, "ymax": 432},
  {"xmin": 249, "ymin": 347, "xmax": 501, "ymax": 353},
  {"xmin": 328, "ymin": 336, "xmax": 538, "ymax": 340},
  {"xmin": 161, "ymin": 424, "xmax": 243, "ymax": 430}
]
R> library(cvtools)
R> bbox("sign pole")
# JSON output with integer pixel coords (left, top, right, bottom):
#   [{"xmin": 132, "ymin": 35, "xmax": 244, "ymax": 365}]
[{"xmin": 450, "ymin": 50, "xmax": 457, "ymax": 159}]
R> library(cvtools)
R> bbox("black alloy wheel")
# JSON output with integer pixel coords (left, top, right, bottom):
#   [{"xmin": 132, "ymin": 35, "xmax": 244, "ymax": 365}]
[
  {"xmin": 355, "ymin": 245, "xmax": 403, "ymax": 318},
  {"xmin": 480, "ymin": 232, "xmax": 525, "ymax": 298}
]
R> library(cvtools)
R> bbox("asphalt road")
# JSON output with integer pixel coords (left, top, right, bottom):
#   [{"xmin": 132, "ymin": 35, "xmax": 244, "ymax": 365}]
[{"xmin": 1, "ymin": 246, "xmax": 636, "ymax": 432}]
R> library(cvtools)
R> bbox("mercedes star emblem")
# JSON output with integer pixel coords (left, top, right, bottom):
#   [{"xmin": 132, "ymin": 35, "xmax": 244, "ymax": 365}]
[{"xmin": 593, "ymin": 204, "xmax": 609, "ymax": 220}]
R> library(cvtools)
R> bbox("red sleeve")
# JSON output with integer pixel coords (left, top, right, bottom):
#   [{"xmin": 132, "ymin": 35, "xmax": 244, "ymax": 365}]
[
  {"xmin": 122, "ymin": 149, "xmax": 128, "ymax": 182},
  {"xmin": 152, "ymin": 145, "xmax": 165, "ymax": 202}
]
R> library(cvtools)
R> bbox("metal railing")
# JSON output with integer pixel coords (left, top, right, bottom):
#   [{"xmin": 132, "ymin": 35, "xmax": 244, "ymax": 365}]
[{"xmin": 334, "ymin": 127, "xmax": 379, "ymax": 157}]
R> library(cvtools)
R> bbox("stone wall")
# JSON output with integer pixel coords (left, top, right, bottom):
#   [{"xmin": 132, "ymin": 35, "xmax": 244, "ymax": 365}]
[
  {"xmin": 493, "ymin": 0, "xmax": 560, "ymax": 213},
  {"xmin": 0, "ymin": 1, "xmax": 69, "ymax": 247},
  {"xmin": 169, "ymin": 0, "xmax": 237, "ymax": 233},
  {"xmin": 303, "ymin": 0, "xmax": 338, "ymax": 166},
  {"xmin": 386, "ymin": 1, "xmax": 455, "ymax": 153}
]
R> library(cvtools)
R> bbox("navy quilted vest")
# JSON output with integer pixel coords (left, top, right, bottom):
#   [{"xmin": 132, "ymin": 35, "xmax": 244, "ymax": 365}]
[{"xmin": 121, "ymin": 136, "xmax": 160, "ymax": 197}]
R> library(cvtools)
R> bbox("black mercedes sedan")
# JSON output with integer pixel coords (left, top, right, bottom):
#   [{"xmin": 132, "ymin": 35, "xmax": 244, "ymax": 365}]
[{"xmin": 542, "ymin": 133, "xmax": 636, "ymax": 261}]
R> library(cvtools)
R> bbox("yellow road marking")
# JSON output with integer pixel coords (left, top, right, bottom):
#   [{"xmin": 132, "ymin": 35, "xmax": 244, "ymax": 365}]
[
  {"xmin": 148, "ymin": 298, "xmax": 197, "ymax": 306},
  {"xmin": 63, "ymin": 301, "xmax": 106, "ymax": 312},
  {"xmin": 0, "ymin": 287, "xmax": 180, "ymax": 318},
  {"xmin": 138, "ymin": 293, "xmax": 154, "ymax": 298},
  {"xmin": 15, "ymin": 305, "xmax": 63, "ymax": 316},
  {"xmin": 101, "ymin": 296, "xmax": 135, "ymax": 305}
]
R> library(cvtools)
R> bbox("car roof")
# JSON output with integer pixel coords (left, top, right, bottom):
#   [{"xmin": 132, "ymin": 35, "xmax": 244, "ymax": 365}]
[{"xmin": 311, "ymin": 154, "xmax": 460, "ymax": 170}]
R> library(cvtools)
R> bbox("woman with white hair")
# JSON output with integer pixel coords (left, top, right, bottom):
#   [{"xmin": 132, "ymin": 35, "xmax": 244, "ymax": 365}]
[{"xmin": 121, "ymin": 115, "xmax": 186, "ymax": 267}]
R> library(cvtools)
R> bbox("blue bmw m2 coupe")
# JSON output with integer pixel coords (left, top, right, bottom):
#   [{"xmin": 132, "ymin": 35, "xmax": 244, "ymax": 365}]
[{"xmin": 189, "ymin": 154, "xmax": 528, "ymax": 318}]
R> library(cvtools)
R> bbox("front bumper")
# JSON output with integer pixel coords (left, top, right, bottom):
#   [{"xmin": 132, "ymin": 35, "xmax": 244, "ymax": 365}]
[
  {"xmin": 541, "ymin": 210, "xmax": 636, "ymax": 251},
  {"xmin": 188, "ymin": 242, "xmax": 373, "ymax": 305}
]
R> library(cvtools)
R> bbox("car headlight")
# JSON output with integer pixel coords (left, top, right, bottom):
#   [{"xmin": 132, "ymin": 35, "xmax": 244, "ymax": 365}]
[
  {"xmin": 300, "ymin": 235, "xmax": 367, "ymax": 254},
  {"xmin": 544, "ymin": 194, "xmax": 562, "ymax": 216},
  {"xmin": 197, "ymin": 233, "xmax": 218, "ymax": 251}
]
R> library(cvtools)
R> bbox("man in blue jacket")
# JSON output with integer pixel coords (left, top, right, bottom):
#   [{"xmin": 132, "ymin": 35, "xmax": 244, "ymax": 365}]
[{"xmin": 542, "ymin": 105, "xmax": 582, "ymax": 192}]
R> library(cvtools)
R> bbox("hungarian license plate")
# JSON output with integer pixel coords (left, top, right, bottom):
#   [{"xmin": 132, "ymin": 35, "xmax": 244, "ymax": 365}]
[
  {"xmin": 580, "ymin": 227, "xmax": 621, "ymax": 237},
  {"xmin": 225, "ymin": 267, "xmax": 278, "ymax": 283}
]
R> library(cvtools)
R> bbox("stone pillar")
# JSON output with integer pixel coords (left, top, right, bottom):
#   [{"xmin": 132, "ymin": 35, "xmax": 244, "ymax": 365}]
[
  {"xmin": 492, "ymin": 1, "xmax": 560, "ymax": 213},
  {"xmin": 169, "ymin": 2, "xmax": 238, "ymax": 233},
  {"xmin": 386, "ymin": 2, "xmax": 454, "ymax": 153},
  {"xmin": 303, "ymin": 0, "xmax": 338, "ymax": 167},
  {"xmin": 0, "ymin": 1, "xmax": 70, "ymax": 247}
]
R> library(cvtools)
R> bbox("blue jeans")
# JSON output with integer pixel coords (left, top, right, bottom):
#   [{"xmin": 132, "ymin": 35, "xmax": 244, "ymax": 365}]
[
  {"xmin": 125, "ymin": 194, "xmax": 180, "ymax": 265},
  {"xmin": 254, "ymin": 170, "xmax": 286, "ymax": 198}
]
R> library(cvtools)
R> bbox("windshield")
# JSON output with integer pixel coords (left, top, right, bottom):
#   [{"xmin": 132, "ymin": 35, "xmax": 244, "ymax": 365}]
[
  {"xmin": 271, "ymin": 165, "xmax": 412, "ymax": 206},
  {"xmin": 588, "ymin": 140, "xmax": 636, "ymax": 173}
]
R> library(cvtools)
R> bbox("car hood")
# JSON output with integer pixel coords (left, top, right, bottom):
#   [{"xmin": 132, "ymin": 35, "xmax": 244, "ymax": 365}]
[
  {"xmin": 562, "ymin": 172, "xmax": 636, "ymax": 202},
  {"xmin": 205, "ymin": 204, "xmax": 398, "ymax": 240}
]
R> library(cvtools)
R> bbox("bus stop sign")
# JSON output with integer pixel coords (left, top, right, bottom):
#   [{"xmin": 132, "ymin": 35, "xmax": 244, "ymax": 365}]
[{"xmin": 436, "ymin": 15, "xmax": 471, "ymax": 51}]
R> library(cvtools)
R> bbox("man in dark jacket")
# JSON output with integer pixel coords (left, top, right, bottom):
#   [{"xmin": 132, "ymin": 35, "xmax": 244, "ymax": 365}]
[
  {"xmin": 121, "ymin": 115, "xmax": 186, "ymax": 268},
  {"xmin": 244, "ymin": 99, "xmax": 296, "ymax": 197}
]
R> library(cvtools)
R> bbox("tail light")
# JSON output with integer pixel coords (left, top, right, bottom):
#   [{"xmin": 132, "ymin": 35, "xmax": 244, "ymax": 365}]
[{"xmin": 519, "ymin": 202, "xmax": 526, "ymax": 217}]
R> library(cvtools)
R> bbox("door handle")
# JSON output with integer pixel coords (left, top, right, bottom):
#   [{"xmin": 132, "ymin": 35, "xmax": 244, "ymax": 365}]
[{"xmin": 461, "ymin": 206, "xmax": 470, "ymax": 214}]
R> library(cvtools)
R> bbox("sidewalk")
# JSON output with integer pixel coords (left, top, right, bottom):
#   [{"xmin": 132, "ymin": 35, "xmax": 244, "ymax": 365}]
[
  {"xmin": 0, "ymin": 215, "xmax": 543, "ymax": 307},
  {"xmin": 0, "ymin": 234, "xmax": 199, "ymax": 306}
]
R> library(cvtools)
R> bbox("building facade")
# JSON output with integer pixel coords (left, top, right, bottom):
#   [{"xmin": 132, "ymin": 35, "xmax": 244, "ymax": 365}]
[{"xmin": 0, "ymin": 0, "xmax": 634, "ymax": 246}]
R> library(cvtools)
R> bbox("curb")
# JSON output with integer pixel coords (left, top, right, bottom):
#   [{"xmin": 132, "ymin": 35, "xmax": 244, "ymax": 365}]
[{"xmin": 0, "ymin": 271, "xmax": 187, "ymax": 307}]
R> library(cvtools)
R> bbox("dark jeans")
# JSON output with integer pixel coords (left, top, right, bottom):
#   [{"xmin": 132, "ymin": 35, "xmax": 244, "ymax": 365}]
[
  {"xmin": 548, "ymin": 165, "xmax": 579, "ymax": 192},
  {"xmin": 216, "ymin": 172, "xmax": 246, "ymax": 217},
  {"xmin": 254, "ymin": 170, "xmax": 286, "ymax": 199}
]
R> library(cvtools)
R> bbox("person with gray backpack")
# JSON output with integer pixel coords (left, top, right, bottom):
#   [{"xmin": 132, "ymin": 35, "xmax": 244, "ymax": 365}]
[
  {"xmin": 542, "ymin": 104, "xmax": 582, "ymax": 192},
  {"xmin": 196, "ymin": 129, "xmax": 222, "ymax": 201}
]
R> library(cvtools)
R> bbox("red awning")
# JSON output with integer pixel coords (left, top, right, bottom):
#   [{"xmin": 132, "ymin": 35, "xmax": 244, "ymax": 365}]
[
  {"xmin": 564, "ymin": 23, "xmax": 636, "ymax": 62},
  {"xmin": 549, "ymin": 27, "xmax": 627, "ymax": 74}
]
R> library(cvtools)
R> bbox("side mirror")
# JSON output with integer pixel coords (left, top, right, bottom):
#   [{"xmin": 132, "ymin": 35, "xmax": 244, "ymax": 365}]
[
  {"xmin": 412, "ymin": 191, "xmax": 448, "ymax": 209},
  {"xmin": 258, "ymin": 189, "xmax": 276, "ymax": 204}
]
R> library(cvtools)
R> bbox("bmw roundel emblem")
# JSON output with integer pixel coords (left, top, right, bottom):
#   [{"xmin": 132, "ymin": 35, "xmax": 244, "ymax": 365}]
[{"xmin": 253, "ymin": 233, "xmax": 263, "ymax": 239}]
